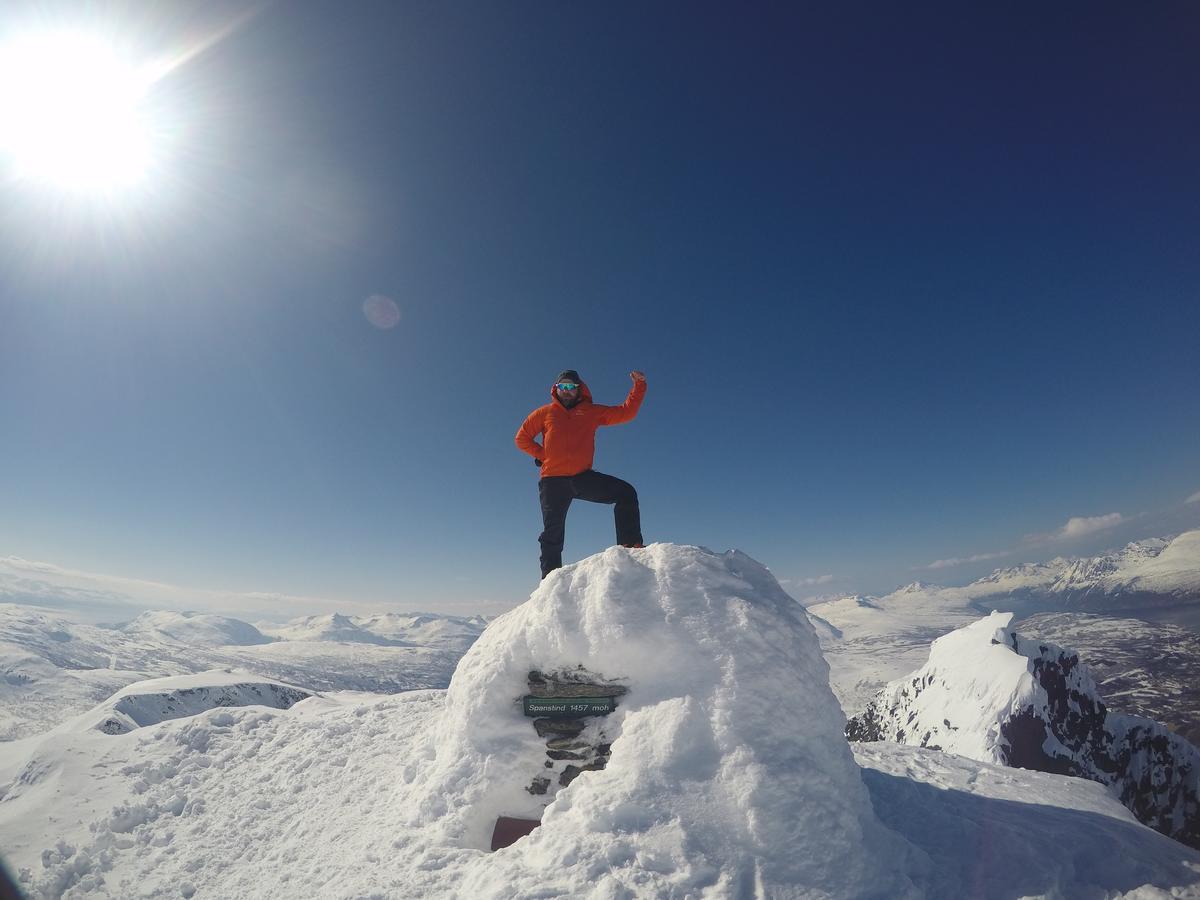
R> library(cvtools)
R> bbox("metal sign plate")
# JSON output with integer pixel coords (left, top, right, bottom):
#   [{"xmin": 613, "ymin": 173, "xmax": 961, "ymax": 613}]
[{"xmin": 522, "ymin": 695, "xmax": 616, "ymax": 718}]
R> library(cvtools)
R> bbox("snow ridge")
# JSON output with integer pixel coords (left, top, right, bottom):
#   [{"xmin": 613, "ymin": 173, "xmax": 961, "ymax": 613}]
[{"xmin": 847, "ymin": 611, "xmax": 1200, "ymax": 850}]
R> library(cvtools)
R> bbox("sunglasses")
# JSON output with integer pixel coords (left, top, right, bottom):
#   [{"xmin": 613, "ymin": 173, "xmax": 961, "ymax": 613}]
[{"xmin": 556, "ymin": 382, "xmax": 580, "ymax": 391}]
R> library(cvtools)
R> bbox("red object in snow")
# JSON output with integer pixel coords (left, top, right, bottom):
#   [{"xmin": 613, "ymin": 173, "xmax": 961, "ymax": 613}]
[{"xmin": 490, "ymin": 815, "xmax": 541, "ymax": 850}]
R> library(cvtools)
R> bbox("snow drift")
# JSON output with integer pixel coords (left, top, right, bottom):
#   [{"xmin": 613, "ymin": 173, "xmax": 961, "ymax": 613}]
[
  {"xmin": 847, "ymin": 611, "xmax": 1200, "ymax": 850},
  {"xmin": 398, "ymin": 543, "xmax": 924, "ymax": 898}
]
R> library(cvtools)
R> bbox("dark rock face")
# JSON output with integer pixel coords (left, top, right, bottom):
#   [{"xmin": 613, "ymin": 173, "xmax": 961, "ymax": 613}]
[
  {"xmin": 988, "ymin": 633, "xmax": 1195, "ymax": 854},
  {"xmin": 527, "ymin": 669, "xmax": 628, "ymax": 699},
  {"xmin": 533, "ymin": 717, "xmax": 586, "ymax": 738},
  {"xmin": 1015, "ymin": 612, "xmax": 1200, "ymax": 744},
  {"xmin": 844, "ymin": 704, "xmax": 886, "ymax": 744},
  {"xmin": 1005, "ymin": 642, "xmax": 1200, "ymax": 849}
]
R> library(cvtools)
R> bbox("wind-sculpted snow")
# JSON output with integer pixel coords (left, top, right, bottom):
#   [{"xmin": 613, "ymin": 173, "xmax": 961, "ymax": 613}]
[
  {"xmin": 398, "ymin": 543, "xmax": 924, "ymax": 898},
  {"xmin": 847, "ymin": 612, "xmax": 1200, "ymax": 850}
]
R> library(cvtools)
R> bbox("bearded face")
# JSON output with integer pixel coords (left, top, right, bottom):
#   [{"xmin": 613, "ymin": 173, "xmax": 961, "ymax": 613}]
[{"xmin": 556, "ymin": 384, "xmax": 580, "ymax": 408}]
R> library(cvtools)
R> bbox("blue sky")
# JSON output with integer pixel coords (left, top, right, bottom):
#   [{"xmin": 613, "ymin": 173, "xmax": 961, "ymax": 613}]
[{"xmin": 1, "ymin": 1, "xmax": 1198, "ymax": 618}]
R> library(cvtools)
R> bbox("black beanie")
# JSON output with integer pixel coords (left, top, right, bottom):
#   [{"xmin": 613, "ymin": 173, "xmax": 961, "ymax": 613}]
[{"xmin": 556, "ymin": 370, "xmax": 582, "ymax": 384}]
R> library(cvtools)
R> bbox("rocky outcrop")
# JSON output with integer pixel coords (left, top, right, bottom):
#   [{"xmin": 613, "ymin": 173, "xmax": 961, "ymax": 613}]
[{"xmin": 846, "ymin": 612, "xmax": 1200, "ymax": 850}]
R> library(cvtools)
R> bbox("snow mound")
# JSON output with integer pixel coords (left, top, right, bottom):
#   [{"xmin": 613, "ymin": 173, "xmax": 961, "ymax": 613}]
[
  {"xmin": 399, "ymin": 543, "xmax": 924, "ymax": 898},
  {"xmin": 120, "ymin": 611, "xmax": 276, "ymax": 647},
  {"xmin": 847, "ymin": 611, "xmax": 1200, "ymax": 850},
  {"xmin": 74, "ymin": 671, "xmax": 312, "ymax": 735}
]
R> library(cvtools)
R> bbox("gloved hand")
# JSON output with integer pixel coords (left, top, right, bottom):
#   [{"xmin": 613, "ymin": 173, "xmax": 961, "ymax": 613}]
[{"xmin": 535, "ymin": 459, "xmax": 543, "ymax": 468}]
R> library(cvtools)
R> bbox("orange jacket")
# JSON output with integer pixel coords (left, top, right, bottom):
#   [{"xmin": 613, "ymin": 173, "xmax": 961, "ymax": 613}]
[{"xmin": 515, "ymin": 378, "xmax": 646, "ymax": 478}]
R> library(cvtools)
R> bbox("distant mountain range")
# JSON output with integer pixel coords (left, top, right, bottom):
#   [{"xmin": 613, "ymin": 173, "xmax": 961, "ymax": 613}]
[
  {"xmin": 810, "ymin": 530, "xmax": 1200, "ymax": 721},
  {"xmin": 964, "ymin": 530, "xmax": 1200, "ymax": 616},
  {"xmin": 0, "ymin": 605, "xmax": 490, "ymax": 740}
]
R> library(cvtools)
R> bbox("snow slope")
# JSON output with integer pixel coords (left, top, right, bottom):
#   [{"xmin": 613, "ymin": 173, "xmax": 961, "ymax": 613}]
[
  {"xmin": 855, "ymin": 742, "xmax": 1200, "ymax": 899},
  {"xmin": 3, "ymin": 545, "xmax": 1199, "ymax": 898}
]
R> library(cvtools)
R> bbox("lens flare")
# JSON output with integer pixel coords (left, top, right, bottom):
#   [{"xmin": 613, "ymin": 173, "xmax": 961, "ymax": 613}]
[{"xmin": 363, "ymin": 294, "xmax": 401, "ymax": 330}]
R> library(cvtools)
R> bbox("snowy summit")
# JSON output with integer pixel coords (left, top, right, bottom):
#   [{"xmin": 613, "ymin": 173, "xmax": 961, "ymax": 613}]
[
  {"xmin": 5, "ymin": 544, "xmax": 1200, "ymax": 898},
  {"xmin": 397, "ymin": 543, "xmax": 921, "ymax": 897}
]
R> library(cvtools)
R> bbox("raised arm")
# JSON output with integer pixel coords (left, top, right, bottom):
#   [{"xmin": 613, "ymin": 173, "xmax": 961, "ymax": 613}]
[
  {"xmin": 597, "ymin": 372, "xmax": 647, "ymax": 426},
  {"xmin": 515, "ymin": 407, "xmax": 548, "ymax": 460}
]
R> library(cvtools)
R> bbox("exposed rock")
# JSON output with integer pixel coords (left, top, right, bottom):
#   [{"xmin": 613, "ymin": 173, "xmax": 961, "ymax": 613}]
[
  {"xmin": 525, "ymin": 668, "xmax": 623, "ymax": 801},
  {"xmin": 526, "ymin": 668, "xmax": 628, "ymax": 699},
  {"xmin": 559, "ymin": 760, "xmax": 607, "ymax": 788},
  {"xmin": 546, "ymin": 749, "xmax": 587, "ymax": 761},
  {"xmin": 533, "ymin": 717, "xmax": 585, "ymax": 738},
  {"xmin": 526, "ymin": 776, "xmax": 550, "ymax": 796}
]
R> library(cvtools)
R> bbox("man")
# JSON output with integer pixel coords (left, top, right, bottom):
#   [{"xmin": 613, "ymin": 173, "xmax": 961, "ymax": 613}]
[{"xmin": 515, "ymin": 369, "xmax": 647, "ymax": 578}]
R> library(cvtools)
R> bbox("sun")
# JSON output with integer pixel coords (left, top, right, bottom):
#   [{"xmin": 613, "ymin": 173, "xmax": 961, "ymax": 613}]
[{"xmin": 0, "ymin": 30, "xmax": 158, "ymax": 192}]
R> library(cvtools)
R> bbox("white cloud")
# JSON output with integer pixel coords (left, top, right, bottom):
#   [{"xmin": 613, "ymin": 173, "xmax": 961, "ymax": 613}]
[
  {"xmin": 1057, "ymin": 513, "xmax": 1124, "ymax": 540},
  {"xmin": 1023, "ymin": 512, "xmax": 1127, "ymax": 546},
  {"xmin": 1187, "ymin": 490, "xmax": 1200, "ymax": 505},
  {"xmin": 0, "ymin": 556, "xmax": 388, "ymax": 623},
  {"xmin": 922, "ymin": 551, "xmax": 1009, "ymax": 570}
]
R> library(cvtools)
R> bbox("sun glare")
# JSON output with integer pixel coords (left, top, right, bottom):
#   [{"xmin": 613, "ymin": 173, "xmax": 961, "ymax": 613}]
[{"xmin": 0, "ymin": 31, "xmax": 157, "ymax": 192}]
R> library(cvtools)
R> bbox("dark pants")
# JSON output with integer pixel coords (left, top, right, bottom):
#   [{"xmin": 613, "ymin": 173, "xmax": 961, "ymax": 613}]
[{"xmin": 538, "ymin": 469, "xmax": 642, "ymax": 578}]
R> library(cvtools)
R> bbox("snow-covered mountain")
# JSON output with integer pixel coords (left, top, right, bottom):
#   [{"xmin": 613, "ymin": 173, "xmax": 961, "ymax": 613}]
[
  {"xmin": 965, "ymin": 530, "xmax": 1200, "ymax": 613},
  {"xmin": 2, "ymin": 544, "xmax": 1198, "ymax": 898},
  {"xmin": 810, "ymin": 530, "xmax": 1200, "ymax": 717},
  {"xmin": 256, "ymin": 611, "xmax": 487, "ymax": 653},
  {"xmin": 120, "ymin": 610, "xmax": 277, "ymax": 647},
  {"xmin": 0, "ymin": 603, "xmax": 488, "ymax": 740},
  {"xmin": 846, "ymin": 611, "xmax": 1200, "ymax": 850}
]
